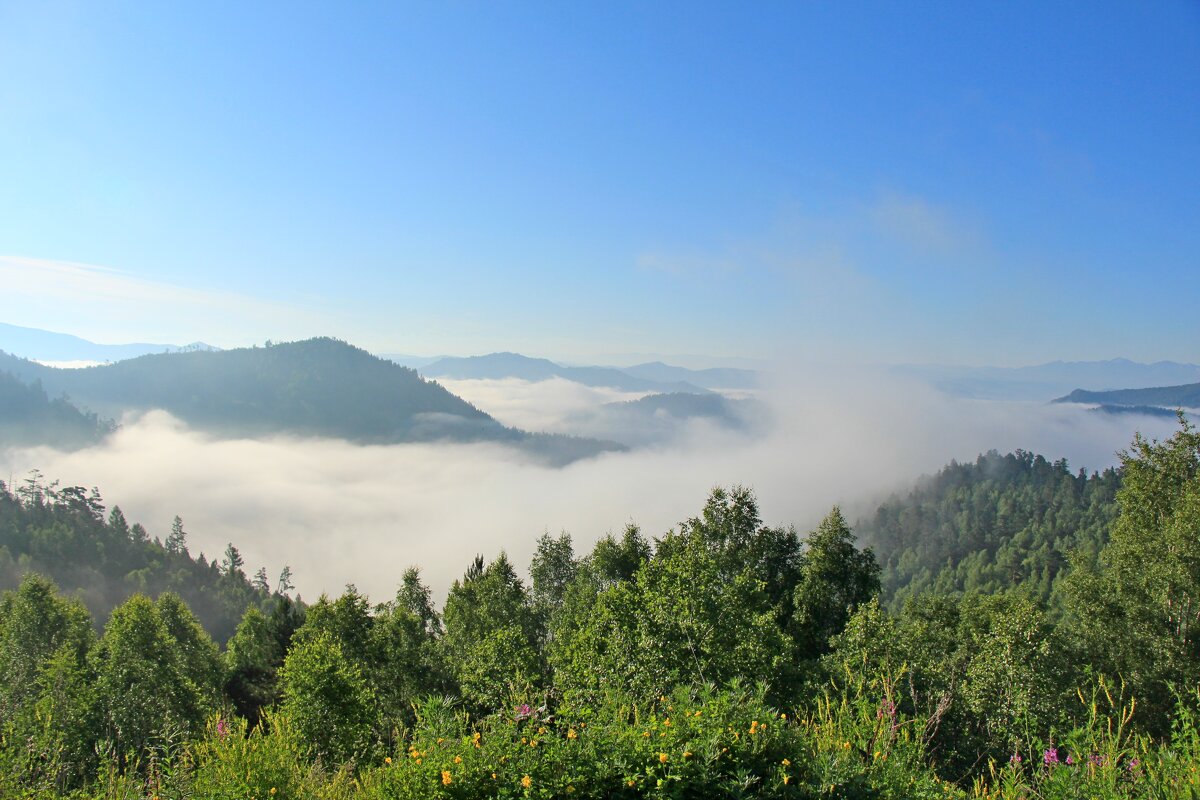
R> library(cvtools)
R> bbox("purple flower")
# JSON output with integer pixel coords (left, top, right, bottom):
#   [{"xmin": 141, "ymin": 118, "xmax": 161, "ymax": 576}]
[
  {"xmin": 1065, "ymin": 754, "xmax": 1075, "ymax": 765},
  {"xmin": 217, "ymin": 718, "xmax": 228, "ymax": 739},
  {"xmin": 515, "ymin": 703, "xmax": 533, "ymax": 721},
  {"xmin": 1010, "ymin": 753, "xmax": 1023, "ymax": 764},
  {"xmin": 1089, "ymin": 753, "xmax": 1104, "ymax": 766},
  {"xmin": 1043, "ymin": 747, "xmax": 1059, "ymax": 766}
]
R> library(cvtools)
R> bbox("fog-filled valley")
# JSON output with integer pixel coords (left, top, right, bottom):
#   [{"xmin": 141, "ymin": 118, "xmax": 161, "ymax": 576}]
[
  {"xmin": 2, "ymin": 5, "xmax": 1197, "ymax": 796},
  {"xmin": 0, "ymin": 343, "xmax": 1181, "ymax": 604}
]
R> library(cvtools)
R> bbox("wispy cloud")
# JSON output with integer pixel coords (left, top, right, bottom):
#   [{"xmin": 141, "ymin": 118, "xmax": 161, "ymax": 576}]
[
  {"xmin": 870, "ymin": 191, "xmax": 986, "ymax": 260},
  {"xmin": 0, "ymin": 255, "xmax": 325, "ymax": 346}
]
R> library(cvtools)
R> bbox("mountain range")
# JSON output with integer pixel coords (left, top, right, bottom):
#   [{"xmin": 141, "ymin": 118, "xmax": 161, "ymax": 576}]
[
  {"xmin": 416, "ymin": 352, "xmax": 756, "ymax": 393},
  {"xmin": 1054, "ymin": 382, "xmax": 1200, "ymax": 411},
  {"xmin": 0, "ymin": 321, "xmax": 218, "ymax": 363},
  {"xmin": 896, "ymin": 358, "xmax": 1200, "ymax": 401},
  {"xmin": 0, "ymin": 339, "xmax": 623, "ymax": 463}
]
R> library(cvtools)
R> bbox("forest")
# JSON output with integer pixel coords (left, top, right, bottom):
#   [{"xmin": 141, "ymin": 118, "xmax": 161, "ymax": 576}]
[{"xmin": 1, "ymin": 419, "xmax": 1199, "ymax": 799}]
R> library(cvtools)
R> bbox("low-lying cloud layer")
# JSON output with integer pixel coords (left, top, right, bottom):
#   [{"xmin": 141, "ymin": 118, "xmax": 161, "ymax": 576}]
[{"xmin": 0, "ymin": 370, "xmax": 1178, "ymax": 606}]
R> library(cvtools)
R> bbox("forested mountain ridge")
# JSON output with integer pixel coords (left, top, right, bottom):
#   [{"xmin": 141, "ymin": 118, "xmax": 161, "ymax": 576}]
[
  {"xmin": 1055, "ymin": 381, "xmax": 1200, "ymax": 409},
  {"xmin": 0, "ymin": 339, "xmax": 623, "ymax": 460},
  {"xmin": 0, "ymin": 371, "xmax": 115, "ymax": 449},
  {"xmin": 857, "ymin": 449, "xmax": 1120, "ymax": 611}
]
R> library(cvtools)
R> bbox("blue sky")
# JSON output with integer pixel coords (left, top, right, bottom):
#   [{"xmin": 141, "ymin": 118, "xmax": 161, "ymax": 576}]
[{"xmin": 0, "ymin": 1, "xmax": 1196, "ymax": 366}]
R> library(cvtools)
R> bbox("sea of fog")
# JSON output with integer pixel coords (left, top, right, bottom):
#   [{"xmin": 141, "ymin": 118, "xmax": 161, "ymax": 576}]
[{"xmin": 0, "ymin": 368, "xmax": 1177, "ymax": 605}]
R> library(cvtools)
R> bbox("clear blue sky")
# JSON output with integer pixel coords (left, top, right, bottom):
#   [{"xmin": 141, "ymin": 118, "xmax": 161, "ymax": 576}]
[{"xmin": 1, "ymin": 1, "xmax": 1196, "ymax": 365}]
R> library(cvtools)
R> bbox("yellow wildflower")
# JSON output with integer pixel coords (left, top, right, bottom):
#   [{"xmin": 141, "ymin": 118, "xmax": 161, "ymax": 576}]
[
  {"xmin": 441, "ymin": 771, "xmax": 452, "ymax": 786},
  {"xmin": 843, "ymin": 741, "xmax": 851, "ymax": 750},
  {"xmin": 663, "ymin": 717, "xmax": 671, "ymax": 726},
  {"xmin": 454, "ymin": 755, "xmax": 462, "ymax": 764},
  {"xmin": 782, "ymin": 758, "xmax": 791, "ymax": 766},
  {"xmin": 385, "ymin": 756, "xmax": 392, "ymax": 765},
  {"xmin": 567, "ymin": 728, "xmax": 578, "ymax": 740},
  {"xmin": 530, "ymin": 739, "xmax": 539, "ymax": 747},
  {"xmin": 627, "ymin": 779, "xmax": 636, "ymax": 787},
  {"xmin": 658, "ymin": 752, "xmax": 669, "ymax": 763},
  {"xmin": 521, "ymin": 775, "xmax": 533, "ymax": 789},
  {"xmin": 683, "ymin": 751, "xmax": 693, "ymax": 758},
  {"xmin": 538, "ymin": 726, "xmax": 546, "ymax": 734}
]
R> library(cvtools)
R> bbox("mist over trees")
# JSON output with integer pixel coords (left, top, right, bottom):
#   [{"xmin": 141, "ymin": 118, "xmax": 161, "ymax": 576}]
[{"xmin": 1, "ymin": 419, "xmax": 1199, "ymax": 797}]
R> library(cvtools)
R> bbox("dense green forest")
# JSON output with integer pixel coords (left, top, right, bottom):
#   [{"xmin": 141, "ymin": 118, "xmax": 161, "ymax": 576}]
[
  {"xmin": 858, "ymin": 450, "xmax": 1121, "ymax": 611},
  {"xmin": 2, "ymin": 421, "xmax": 1199, "ymax": 798},
  {"xmin": 0, "ymin": 340, "xmax": 622, "ymax": 463},
  {"xmin": 0, "ymin": 472, "xmax": 285, "ymax": 643}
]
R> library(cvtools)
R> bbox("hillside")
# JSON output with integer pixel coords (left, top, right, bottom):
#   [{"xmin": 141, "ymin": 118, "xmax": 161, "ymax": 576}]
[
  {"xmin": 857, "ymin": 449, "xmax": 1120, "ymax": 611},
  {"xmin": 0, "ymin": 339, "xmax": 621, "ymax": 460},
  {"xmin": 0, "ymin": 473, "xmax": 286, "ymax": 643},
  {"xmin": 1054, "ymin": 382, "xmax": 1200, "ymax": 409},
  {"xmin": 0, "ymin": 371, "xmax": 115, "ymax": 449}
]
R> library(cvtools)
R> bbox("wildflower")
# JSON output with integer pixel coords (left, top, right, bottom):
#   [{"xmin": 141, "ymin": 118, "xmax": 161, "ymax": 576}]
[
  {"xmin": 216, "ymin": 718, "xmax": 228, "ymax": 739},
  {"xmin": 516, "ymin": 703, "xmax": 533, "ymax": 720},
  {"xmin": 567, "ymin": 786, "xmax": 575, "ymax": 793},
  {"xmin": 522, "ymin": 774, "xmax": 533, "ymax": 788},
  {"xmin": 385, "ymin": 756, "xmax": 392, "ymax": 765},
  {"xmin": 782, "ymin": 758, "xmax": 791, "ymax": 766},
  {"xmin": 780, "ymin": 713, "xmax": 787, "ymax": 720},
  {"xmin": 442, "ymin": 771, "xmax": 452, "ymax": 786},
  {"xmin": 530, "ymin": 739, "xmax": 538, "ymax": 747},
  {"xmin": 1010, "ymin": 753, "xmax": 1022, "ymax": 764},
  {"xmin": 270, "ymin": 790, "xmax": 276, "ymax": 796},
  {"xmin": 1066, "ymin": 754, "xmax": 1075, "ymax": 765},
  {"xmin": 783, "ymin": 775, "xmax": 790, "ymax": 784},
  {"xmin": 538, "ymin": 726, "xmax": 546, "ymax": 734},
  {"xmin": 491, "ymin": 773, "xmax": 497, "ymax": 779},
  {"xmin": 682, "ymin": 750, "xmax": 693, "ymax": 758},
  {"xmin": 627, "ymin": 779, "xmax": 636, "ymax": 787},
  {"xmin": 567, "ymin": 728, "xmax": 578, "ymax": 740},
  {"xmin": 663, "ymin": 718, "xmax": 671, "ymax": 726},
  {"xmin": 1043, "ymin": 747, "xmax": 1059, "ymax": 766},
  {"xmin": 642, "ymin": 731, "xmax": 651, "ymax": 738},
  {"xmin": 659, "ymin": 753, "xmax": 669, "ymax": 763},
  {"xmin": 454, "ymin": 755, "xmax": 462, "ymax": 764},
  {"xmin": 843, "ymin": 741, "xmax": 852, "ymax": 750},
  {"xmin": 437, "ymin": 737, "xmax": 444, "ymax": 744}
]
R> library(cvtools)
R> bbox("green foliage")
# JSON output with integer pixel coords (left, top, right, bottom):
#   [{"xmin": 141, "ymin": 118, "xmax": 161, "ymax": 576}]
[
  {"xmin": 91, "ymin": 594, "xmax": 217, "ymax": 759},
  {"xmin": 442, "ymin": 553, "xmax": 544, "ymax": 713},
  {"xmin": 792, "ymin": 507, "xmax": 880, "ymax": 661},
  {"xmin": 278, "ymin": 631, "xmax": 379, "ymax": 767},
  {"xmin": 1063, "ymin": 415, "xmax": 1200, "ymax": 731}
]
